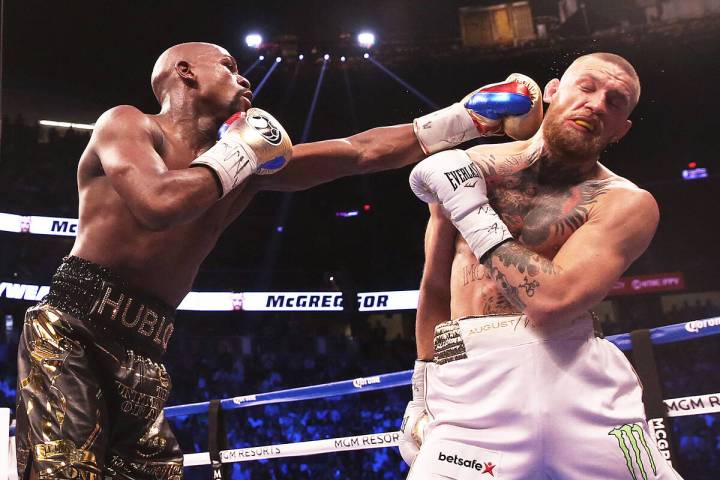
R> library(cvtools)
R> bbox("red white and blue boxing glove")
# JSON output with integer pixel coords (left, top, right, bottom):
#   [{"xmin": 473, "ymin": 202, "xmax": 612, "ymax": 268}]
[
  {"xmin": 191, "ymin": 107, "xmax": 292, "ymax": 198},
  {"xmin": 413, "ymin": 73, "xmax": 543, "ymax": 155}
]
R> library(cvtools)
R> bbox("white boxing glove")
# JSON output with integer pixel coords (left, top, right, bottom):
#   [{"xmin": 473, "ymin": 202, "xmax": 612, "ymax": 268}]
[
  {"xmin": 191, "ymin": 108, "xmax": 292, "ymax": 198},
  {"xmin": 409, "ymin": 149, "xmax": 512, "ymax": 261},
  {"xmin": 399, "ymin": 361, "xmax": 430, "ymax": 466}
]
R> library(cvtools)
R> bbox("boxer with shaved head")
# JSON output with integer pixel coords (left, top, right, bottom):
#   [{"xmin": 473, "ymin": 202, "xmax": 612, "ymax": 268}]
[
  {"xmin": 15, "ymin": 41, "xmax": 543, "ymax": 479},
  {"xmin": 402, "ymin": 53, "xmax": 683, "ymax": 479}
]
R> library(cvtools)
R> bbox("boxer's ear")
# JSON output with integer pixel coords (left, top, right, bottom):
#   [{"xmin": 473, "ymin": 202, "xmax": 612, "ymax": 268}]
[
  {"xmin": 543, "ymin": 79, "xmax": 560, "ymax": 104},
  {"xmin": 175, "ymin": 60, "xmax": 196, "ymax": 86},
  {"xmin": 614, "ymin": 119, "xmax": 632, "ymax": 143}
]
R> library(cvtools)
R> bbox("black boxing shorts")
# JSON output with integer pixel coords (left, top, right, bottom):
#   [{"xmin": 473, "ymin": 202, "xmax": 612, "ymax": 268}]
[{"xmin": 15, "ymin": 256, "xmax": 183, "ymax": 479}]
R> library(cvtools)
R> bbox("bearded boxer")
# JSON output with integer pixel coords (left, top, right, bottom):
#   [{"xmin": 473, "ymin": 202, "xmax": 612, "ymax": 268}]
[
  {"xmin": 15, "ymin": 42, "xmax": 542, "ymax": 479},
  {"xmin": 402, "ymin": 53, "xmax": 683, "ymax": 479}
]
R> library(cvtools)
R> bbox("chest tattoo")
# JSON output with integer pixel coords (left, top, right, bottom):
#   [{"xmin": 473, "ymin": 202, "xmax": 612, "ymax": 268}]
[{"xmin": 489, "ymin": 174, "xmax": 614, "ymax": 249}]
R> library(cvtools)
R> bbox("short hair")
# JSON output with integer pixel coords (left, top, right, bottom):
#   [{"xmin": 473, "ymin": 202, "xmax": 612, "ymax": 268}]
[{"xmin": 566, "ymin": 52, "xmax": 641, "ymax": 105}]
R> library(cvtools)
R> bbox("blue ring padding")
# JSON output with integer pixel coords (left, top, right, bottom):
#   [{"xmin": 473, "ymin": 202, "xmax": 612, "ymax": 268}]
[
  {"xmin": 162, "ymin": 318, "xmax": 720, "ymax": 418},
  {"xmin": 164, "ymin": 370, "xmax": 412, "ymax": 417},
  {"xmin": 465, "ymin": 92, "xmax": 532, "ymax": 120},
  {"xmin": 606, "ymin": 316, "xmax": 720, "ymax": 351}
]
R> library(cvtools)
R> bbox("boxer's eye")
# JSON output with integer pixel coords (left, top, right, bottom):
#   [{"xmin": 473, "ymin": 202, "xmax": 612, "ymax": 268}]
[{"xmin": 608, "ymin": 94, "xmax": 627, "ymax": 110}]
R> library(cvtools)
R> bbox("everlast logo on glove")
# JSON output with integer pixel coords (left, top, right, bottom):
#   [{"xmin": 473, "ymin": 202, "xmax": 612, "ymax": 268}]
[{"xmin": 444, "ymin": 162, "xmax": 482, "ymax": 191}]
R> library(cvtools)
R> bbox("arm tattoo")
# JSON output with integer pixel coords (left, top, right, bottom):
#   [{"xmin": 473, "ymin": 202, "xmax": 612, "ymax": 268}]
[
  {"xmin": 484, "ymin": 263, "xmax": 527, "ymax": 310},
  {"xmin": 482, "ymin": 241, "xmax": 561, "ymax": 311},
  {"xmin": 488, "ymin": 241, "xmax": 559, "ymax": 276}
]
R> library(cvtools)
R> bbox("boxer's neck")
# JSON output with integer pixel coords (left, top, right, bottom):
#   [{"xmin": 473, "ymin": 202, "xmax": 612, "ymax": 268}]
[
  {"xmin": 535, "ymin": 154, "xmax": 600, "ymax": 186},
  {"xmin": 531, "ymin": 131, "xmax": 602, "ymax": 186},
  {"xmin": 157, "ymin": 92, "xmax": 223, "ymax": 153}
]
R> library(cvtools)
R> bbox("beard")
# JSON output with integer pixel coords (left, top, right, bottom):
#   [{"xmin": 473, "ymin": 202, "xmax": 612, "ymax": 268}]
[{"xmin": 542, "ymin": 103, "xmax": 608, "ymax": 161}]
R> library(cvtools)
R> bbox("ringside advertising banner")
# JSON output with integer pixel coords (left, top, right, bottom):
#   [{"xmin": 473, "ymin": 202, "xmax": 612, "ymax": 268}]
[
  {"xmin": 0, "ymin": 213, "xmax": 79, "ymax": 236},
  {"xmin": 609, "ymin": 272, "xmax": 684, "ymax": 296},
  {"xmin": 0, "ymin": 282, "xmax": 420, "ymax": 312}
]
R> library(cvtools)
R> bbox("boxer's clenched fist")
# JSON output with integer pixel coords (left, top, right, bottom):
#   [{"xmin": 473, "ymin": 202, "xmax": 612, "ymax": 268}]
[
  {"xmin": 399, "ymin": 361, "xmax": 431, "ymax": 466},
  {"xmin": 413, "ymin": 74, "xmax": 543, "ymax": 154},
  {"xmin": 191, "ymin": 107, "xmax": 292, "ymax": 198}
]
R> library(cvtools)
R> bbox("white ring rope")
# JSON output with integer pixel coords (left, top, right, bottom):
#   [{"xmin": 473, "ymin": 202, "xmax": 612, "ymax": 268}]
[
  {"xmin": 184, "ymin": 431, "xmax": 401, "ymax": 467},
  {"xmin": 181, "ymin": 391, "xmax": 720, "ymax": 466}
]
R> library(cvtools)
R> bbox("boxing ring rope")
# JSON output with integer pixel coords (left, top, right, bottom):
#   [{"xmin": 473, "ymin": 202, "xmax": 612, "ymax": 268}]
[{"xmin": 3, "ymin": 317, "xmax": 719, "ymax": 476}]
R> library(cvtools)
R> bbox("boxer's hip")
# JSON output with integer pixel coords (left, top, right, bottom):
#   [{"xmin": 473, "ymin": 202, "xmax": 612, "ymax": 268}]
[
  {"xmin": 425, "ymin": 312, "xmax": 606, "ymax": 431},
  {"xmin": 419, "ymin": 313, "xmax": 670, "ymax": 480},
  {"xmin": 432, "ymin": 312, "xmax": 600, "ymax": 365},
  {"xmin": 40, "ymin": 255, "xmax": 176, "ymax": 361}
]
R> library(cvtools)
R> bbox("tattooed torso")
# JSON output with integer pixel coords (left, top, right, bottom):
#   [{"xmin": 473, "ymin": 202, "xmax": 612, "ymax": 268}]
[{"xmin": 449, "ymin": 143, "xmax": 632, "ymax": 317}]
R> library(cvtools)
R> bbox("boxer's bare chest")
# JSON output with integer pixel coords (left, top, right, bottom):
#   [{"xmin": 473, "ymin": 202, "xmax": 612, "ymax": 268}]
[
  {"xmin": 486, "ymin": 169, "xmax": 615, "ymax": 258},
  {"xmin": 450, "ymin": 166, "xmax": 615, "ymax": 315},
  {"xmin": 74, "ymin": 132, "xmax": 256, "ymax": 304}
]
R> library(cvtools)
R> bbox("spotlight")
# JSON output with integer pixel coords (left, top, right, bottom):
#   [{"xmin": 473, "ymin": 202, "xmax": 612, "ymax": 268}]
[
  {"xmin": 245, "ymin": 33, "xmax": 262, "ymax": 48},
  {"xmin": 323, "ymin": 54, "xmax": 330, "ymax": 61},
  {"xmin": 259, "ymin": 55, "xmax": 265, "ymax": 60},
  {"xmin": 340, "ymin": 56, "xmax": 346, "ymax": 62},
  {"xmin": 276, "ymin": 226, "xmax": 284, "ymax": 233},
  {"xmin": 357, "ymin": 32, "xmax": 375, "ymax": 48},
  {"xmin": 298, "ymin": 54, "xmax": 304, "ymax": 60},
  {"xmin": 363, "ymin": 52, "xmax": 370, "ymax": 59},
  {"xmin": 275, "ymin": 56, "xmax": 282, "ymax": 63}
]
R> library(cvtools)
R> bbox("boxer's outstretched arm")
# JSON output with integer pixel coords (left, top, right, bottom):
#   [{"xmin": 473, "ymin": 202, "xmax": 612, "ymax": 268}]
[
  {"xmin": 416, "ymin": 204, "xmax": 456, "ymax": 360},
  {"xmin": 253, "ymin": 124, "xmax": 424, "ymax": 192},
  {"xmin": 482, "ymin": 189, "xmax": 659, "ymax": 325},
  {"xmin": 93, "ymin": 106, "xmax": 219, "ymax": 230}
]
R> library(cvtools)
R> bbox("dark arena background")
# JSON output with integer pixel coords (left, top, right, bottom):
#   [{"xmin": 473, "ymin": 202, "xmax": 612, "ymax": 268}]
[{"xmin": 0, "ymin": 0, "xmax": 719, "ymax": 479}]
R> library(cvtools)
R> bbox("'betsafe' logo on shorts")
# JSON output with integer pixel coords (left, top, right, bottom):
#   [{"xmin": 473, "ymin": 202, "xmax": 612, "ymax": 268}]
[{"xmin": 437, "ymin": 452, "xmax": 497, "ymax": 476}]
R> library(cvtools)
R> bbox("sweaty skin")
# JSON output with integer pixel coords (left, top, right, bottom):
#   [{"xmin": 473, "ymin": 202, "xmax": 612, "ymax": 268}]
[
  {"xmin": 415, "ymin": 54, "xmax": 657, "ymax": 359},
  {"xmin": 71, "ymin": 42, "xmax": 423, "ymax": 306}
]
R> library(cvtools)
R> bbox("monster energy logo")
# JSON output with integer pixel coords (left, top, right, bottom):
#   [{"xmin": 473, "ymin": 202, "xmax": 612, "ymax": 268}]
[{"xmin": 608, "ymin": 423, "xmax": 657, "ymax": 480}]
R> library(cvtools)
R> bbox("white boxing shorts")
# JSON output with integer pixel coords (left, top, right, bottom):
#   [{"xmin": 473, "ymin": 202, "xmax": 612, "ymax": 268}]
[{"xmin": 407, "ymin": 313, "xmax": 683, "ymax": 480}]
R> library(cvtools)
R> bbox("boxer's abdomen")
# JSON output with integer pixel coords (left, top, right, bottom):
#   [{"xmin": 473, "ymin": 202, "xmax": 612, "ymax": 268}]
[{"xmin": 449, "ymin": 237, "xmax": 518, "ymax": 318}]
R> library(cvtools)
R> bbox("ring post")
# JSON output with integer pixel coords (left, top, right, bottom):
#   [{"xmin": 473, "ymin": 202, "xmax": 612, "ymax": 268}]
[
  {"xmin": 630, "ymin": 329, "xmax": 678, "ymax": 467},
  {"xmin": 208, "ymin": 399, "xmax": 230, "ymax": 479}
]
